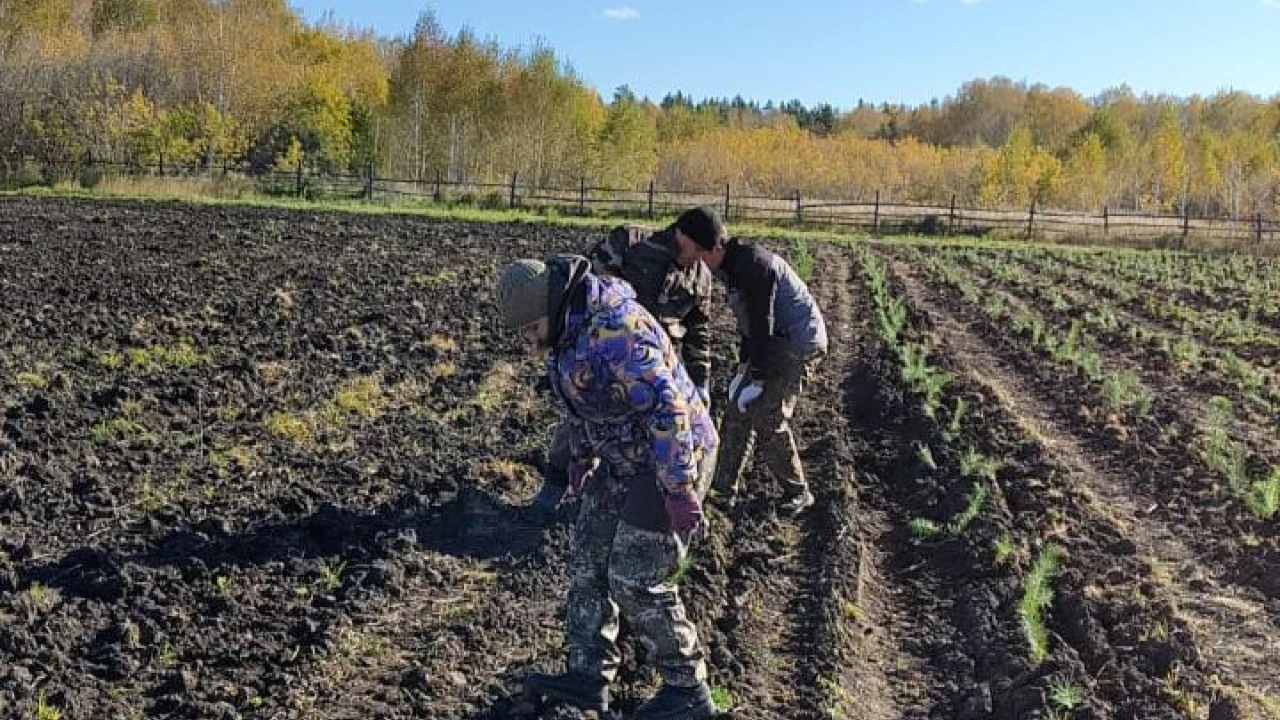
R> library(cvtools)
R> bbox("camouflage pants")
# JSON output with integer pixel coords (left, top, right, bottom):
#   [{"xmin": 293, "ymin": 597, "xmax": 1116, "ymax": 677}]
[
  {"xmin": 566, "ymin": 468, "xmax": 708, "ymax": 688},
  {"xmin": 713, "ymin": 348, "xmax": 824, "ymax": 500}
]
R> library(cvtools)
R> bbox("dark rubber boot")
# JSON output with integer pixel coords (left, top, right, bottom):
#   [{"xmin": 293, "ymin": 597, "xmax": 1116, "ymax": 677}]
[
  {"xmin": 522, "ymin": 670, "xmax": 609, "ymax": 713},
  {"xmin": 630, "ymin": 682, "xmax": 715, "ymax": 720}
]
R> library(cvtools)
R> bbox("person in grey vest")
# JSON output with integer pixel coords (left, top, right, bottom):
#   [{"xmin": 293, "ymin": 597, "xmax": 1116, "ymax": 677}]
[
  {"xmin": 531, "ymin": 211, "xmax": 717, "ymax": 514},
  {"xmin": 671, "ymin": 206, "xmax": 828, "ymax": 515}
]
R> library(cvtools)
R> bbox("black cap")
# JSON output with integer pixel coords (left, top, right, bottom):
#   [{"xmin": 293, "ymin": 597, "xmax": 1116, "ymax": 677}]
[{"xmin": 674, "ymin": 206, "xmax": 725, "ymax": 249}]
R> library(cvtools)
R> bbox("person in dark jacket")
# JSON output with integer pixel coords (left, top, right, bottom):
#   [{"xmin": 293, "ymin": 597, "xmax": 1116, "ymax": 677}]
[
  {"xmin": 531, "ymin": 215, "xmax": 716, "ymax": 513},
  {"xmin": 496, "ymin": 255, "xmax": 719, "ymax": 720},
  {"xmin": 671, "ymin": 206, "xmax": 828, "ymax": 515}
]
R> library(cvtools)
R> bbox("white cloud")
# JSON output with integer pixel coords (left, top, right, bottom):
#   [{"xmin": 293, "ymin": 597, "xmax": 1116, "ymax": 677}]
[
  {"xmin": 1263, "ymin": 0, "xmax": 1280, "ymax": 7},
  {"xmin": 603, "ymin": 6, "xmax": 640, "ymax": 21}
]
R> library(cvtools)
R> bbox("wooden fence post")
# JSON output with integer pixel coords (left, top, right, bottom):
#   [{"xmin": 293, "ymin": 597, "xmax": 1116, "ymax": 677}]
[
  {"xmin": 296, "ymin": 156, "xmax": 304, "ymax": 197},
  {"xmin": 648, "ymin": 180, "xmax": 655, "ymax": 218},
  {"xmin": 579, "ymin": 176, "xmax": 586, "ymax": 215},
  {"xmin": 365, "ymin": 162, "xmax": 375, "ymax": 201},
  {"xmin": 434, "ymin": 170, "xmax": 442, "ymax": 202},
  {"xmin": 1182, "ymin": 207, "xmax": 1190, "ymax": 238},
  {"xmin": 723, "ymin": 183, "xmax": 731, "ymax": 219},
  {"xmin": 1026, "ymin": 198, "xmax": 1036, "ymax": 239},
  {"xmin": 1257, "ymin": 213, "xmax": 1264, "ymax": 245},
  {"xmin": 1103, "ymin": 205, "xmax": 1109, "ymax": 236},
  {"xmin": 873, "ymin": 190, "xmax": 881, "ymax": 233},
  {"xmin": 509, "ymin": 171, "xmax": 518, "ymax": 208},
  {"xmin": 795, "ymin": 190, "xmax": 802, "ymax": 224},
  {"xmin": 948, "ymin": 193, "xmax": 956, "ymax": 235}
]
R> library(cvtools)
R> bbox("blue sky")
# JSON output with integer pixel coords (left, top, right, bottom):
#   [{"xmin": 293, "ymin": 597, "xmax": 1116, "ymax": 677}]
[{"xmin": 295, "ymin": 1, "xmax": 1280, "ymax": 109}]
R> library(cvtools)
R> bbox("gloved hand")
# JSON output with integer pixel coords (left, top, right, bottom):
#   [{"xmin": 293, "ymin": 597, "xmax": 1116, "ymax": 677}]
[
  {"xmin": 695, "ymin": 382, "xmax": 711, "ymax": 408},
  {"xmin": 664, "ymin": 487, "xmax": 704, "ymax": 539},
  {"xmin": 727, "ymin": 364, "xmax": 747, "ymax": 402},
  {"xmin": 736, "ymin": 380, "xmax": 764, "ymax": 413},
  {"xmin": 567, "ymin": 457, "xmax": 600, "ymax": 496}
]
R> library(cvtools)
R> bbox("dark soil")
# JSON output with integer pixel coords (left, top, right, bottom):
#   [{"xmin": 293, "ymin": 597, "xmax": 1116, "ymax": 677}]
[{"xmin": 2, "ymin": 197, "xmax": 1275, "ymax": 720}]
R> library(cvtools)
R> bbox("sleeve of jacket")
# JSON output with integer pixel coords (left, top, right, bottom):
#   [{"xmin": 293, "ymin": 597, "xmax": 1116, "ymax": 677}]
[
  {"xmin": 739, "ymin": 254, "xmax": 780, "ymax": 379},
  {"xmin": 609, "ymin": 322, "xmax": 700, "ymax": 496},
  {"xmin": 680, "ymin": 290, "xmax": 713, "ymax": 387}
]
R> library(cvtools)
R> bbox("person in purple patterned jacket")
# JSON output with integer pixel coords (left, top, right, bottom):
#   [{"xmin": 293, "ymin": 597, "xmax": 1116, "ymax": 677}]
[{"xmin": 496, "ymin": 254, "xmax": 719, "ymax": 720}]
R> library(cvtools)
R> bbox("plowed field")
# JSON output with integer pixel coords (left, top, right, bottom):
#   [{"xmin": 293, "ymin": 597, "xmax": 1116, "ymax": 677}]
[{"xmin": 2, "ymin": 197, "xmax": 1276, "ymax": 720}]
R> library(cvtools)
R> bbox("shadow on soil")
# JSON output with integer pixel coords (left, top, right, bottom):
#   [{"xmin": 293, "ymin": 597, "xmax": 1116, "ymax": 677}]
[{"xmin": 17, "ymin": 486, "xmax": 556, "ymax": 603}]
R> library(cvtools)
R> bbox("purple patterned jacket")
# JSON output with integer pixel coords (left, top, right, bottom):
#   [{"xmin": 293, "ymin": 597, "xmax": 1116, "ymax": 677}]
[{"xmin": 547, "ymin": 273, "xmax": 717, "ymax": 526}]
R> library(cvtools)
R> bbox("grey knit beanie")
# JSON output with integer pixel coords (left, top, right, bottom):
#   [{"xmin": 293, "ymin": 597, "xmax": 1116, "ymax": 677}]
[{"xmin": 496, "ymin": 259, "xmax": 550, "ymax": 329}]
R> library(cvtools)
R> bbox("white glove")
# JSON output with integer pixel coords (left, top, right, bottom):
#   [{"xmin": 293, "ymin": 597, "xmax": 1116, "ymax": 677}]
[
  {"xmin": 736, "ymin": 381, "xmax": 764, "ymax": 413},
  {"xmin": 727, "ymin": 364, "xmax": 748, "ymax": 402}
]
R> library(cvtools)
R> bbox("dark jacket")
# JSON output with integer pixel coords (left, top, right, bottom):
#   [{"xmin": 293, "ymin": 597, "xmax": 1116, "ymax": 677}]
[
  {"xmin": 716, "ymin": 238, "xmax": 828, "ymax": 379},
  {"xmin": 587, "ymin": 225, "xmax": 714, "ymax": 387}
]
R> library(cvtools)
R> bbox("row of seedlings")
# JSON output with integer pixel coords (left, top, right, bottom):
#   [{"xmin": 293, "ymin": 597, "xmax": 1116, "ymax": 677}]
[
  {"xmin": 902, "ymin": 244, "xmax": 1280, "ymax": 524},
  {"xmin": 866, "ymin": 243, "xmax": 1223, "ymax": 719},
  {"xmin": 953, "ymin": 246, "xmax": 1280, "ymax": 522}
]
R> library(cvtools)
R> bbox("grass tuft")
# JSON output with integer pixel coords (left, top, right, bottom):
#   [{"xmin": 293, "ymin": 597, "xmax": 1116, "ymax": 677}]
[
  {"xmin": 1020, "ymin": 544, "xmax": 1062, "ymax": 664},
  {"xmin": 948, "ymin": 482, "xmax": 989, "ymax": 535},
  {"xmin": 908, "ymin": 517, "xmax": 942, "ymax": 538}
]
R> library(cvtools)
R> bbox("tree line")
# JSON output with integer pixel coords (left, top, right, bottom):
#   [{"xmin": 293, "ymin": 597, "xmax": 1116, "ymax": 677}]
[{"xmin": 2, "ymin": 0, "xmax": 1279, "ymax": 217}]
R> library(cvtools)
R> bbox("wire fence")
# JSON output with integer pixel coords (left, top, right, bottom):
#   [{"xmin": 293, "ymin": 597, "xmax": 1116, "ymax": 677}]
[{"xmin": 11, "ymin": 158, "xmax": 1280, "ymax": 248}]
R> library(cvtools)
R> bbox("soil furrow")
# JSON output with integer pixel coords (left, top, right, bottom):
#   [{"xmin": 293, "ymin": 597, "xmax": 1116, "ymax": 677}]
[
  {"xmin": 886, "ymin": 251, "xmax": 1280, "ymax": 718},
  {"xmin": 789, "ymin": 248, "xmax": 897, "ymax": 720},
  {"xmin": 990, "ymin": 251, "xmax": 1280, "ymax": 438},
  {"xmin": 707, "ymin": 245, "xmax": 880, "ymax": 720},
  {"xmin": 954, "ymin": 247, "xmax": 1278, "ymax": 431},
  {"xmin": 896, "ymin": 245, "xmax": 1280, "ymax": 553}
]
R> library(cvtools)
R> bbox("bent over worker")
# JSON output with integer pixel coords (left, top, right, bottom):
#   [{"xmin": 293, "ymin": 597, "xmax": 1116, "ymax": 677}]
[
  {"xmin": 531, "ymin": 210, "xmax": 716, "ymax": 513},
  {"xmin": 671, "ymin": 206, "xmax": 828, "ymax": 516},
  {"xmin": 496, "ymin": 254, "xmax": 719, "ymax": 720}
]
